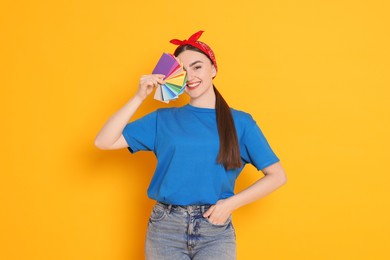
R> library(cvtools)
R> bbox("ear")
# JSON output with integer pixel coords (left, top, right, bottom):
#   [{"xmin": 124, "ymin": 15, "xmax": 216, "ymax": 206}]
[{"xmin": 211, "ymin": 65, "xmax": 217, "ymax": 78}]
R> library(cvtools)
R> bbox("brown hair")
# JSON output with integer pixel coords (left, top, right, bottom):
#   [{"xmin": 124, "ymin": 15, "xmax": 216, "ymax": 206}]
[{"xmin": 174, "ymin": 45, "xmax": 242, "ymax": 170}]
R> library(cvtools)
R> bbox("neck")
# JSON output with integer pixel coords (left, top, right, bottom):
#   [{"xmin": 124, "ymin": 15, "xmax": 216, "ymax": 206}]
[{"xmin": 189, "ymin": 87, "xmax": 216, "ymax": 108}]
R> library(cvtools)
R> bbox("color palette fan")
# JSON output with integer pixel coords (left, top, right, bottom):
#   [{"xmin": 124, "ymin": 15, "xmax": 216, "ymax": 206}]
[{"xmin": 152, "ymin": 53, "xmax": 187, "ymax": 103}]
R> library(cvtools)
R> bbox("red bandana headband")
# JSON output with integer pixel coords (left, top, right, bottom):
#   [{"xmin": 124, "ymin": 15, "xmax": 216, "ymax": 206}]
[{"xmin": 170, "ymin": 30, "xmax": 218, "ymax": 73}]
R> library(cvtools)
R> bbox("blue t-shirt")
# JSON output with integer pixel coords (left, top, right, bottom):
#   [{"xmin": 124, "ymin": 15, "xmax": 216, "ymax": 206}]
[{"xmin": 122, "ymin": 104, "xmax": 279, "ymax": 206}]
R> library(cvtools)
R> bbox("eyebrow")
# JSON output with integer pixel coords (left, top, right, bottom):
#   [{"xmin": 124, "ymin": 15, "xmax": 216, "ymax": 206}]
[{"xmin": 189, "ymin": 60, "xmax": 203, "ymax": 67}]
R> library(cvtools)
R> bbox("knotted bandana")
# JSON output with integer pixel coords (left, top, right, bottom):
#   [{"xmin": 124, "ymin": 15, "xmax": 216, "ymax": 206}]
[{"xmin": 170, "ymin": 30, "xmax": 218, "ymax": 73}]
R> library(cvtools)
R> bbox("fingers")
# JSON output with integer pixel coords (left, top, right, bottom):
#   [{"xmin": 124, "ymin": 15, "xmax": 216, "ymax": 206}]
[
  {"xmin": 206, "ymin": 212, "xmax": 230, "ymax": 225},
  {"xmin": 204, "ymin": 206, "xmax": 227, "ymax": 225},
  {"xmin": 203, "ymin": 205, "xmax": 215, "ymax": 218},
  {"xmin": 142, "ymin": 74, "xmax": 165, "ymax": 82},
  {"xmin": 136, "ymin": 74, "xmax": 166, "ymax": 100},
  {"xmin": 140, "ymin": 74, "xmax": 165, "ymax": 88},
  {"xmin": 155, "ymin": 74, "xmax": 166, "ymax": 82},
  {"xmin": 203, "ymin": 200, "xmax": 232, "ymax": 225}
]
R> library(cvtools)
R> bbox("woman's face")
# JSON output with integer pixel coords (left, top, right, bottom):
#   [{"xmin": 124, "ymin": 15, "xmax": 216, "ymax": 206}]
[{"xmin": 177, "ymin": 50, "xmax": 216, "ymax": 104}]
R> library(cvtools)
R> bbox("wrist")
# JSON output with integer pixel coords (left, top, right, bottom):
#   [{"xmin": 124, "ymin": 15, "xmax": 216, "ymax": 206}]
[
  {"xmin": 132, "ymin": 94, "xmax": 145, "ymax": 103},
  {"xmin": 226, "ymin": 195, "xmax": 241, "ymax": 211}
]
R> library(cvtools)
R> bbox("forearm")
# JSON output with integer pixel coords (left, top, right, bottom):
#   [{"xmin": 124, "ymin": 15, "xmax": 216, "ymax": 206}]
[
  {"xmin": 94, "ymin": 95, "xmax": 143, "ymax": 148},
  {"xmin": 203, "ymin": 165, "xmax": 286, "ymax": 224},
  {"xmin": 229, "ymin": 169, "xmax": 287, "ymax": 211},
  {"xmin": 94, "ymin": 74, "xmax": 165, "ymax": 149}
]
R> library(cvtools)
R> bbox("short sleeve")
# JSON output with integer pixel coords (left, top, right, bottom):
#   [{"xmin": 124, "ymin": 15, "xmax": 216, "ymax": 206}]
[
  {"xmin": 122, "ymin": 111, "xmax": 157, "ymax": 153},
  {"xmin": 240, "ymin": 122, "xmax": 280, "ymax": 170}
]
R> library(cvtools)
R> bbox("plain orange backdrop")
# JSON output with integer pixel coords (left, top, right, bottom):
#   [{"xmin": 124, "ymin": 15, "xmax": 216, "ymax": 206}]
[{"xmin": 1, "ymin": 0, "xmax": 389, "ymax": 259}]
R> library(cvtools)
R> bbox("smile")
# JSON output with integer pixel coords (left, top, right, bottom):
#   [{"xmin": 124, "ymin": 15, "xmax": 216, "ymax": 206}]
[{"xmin": 186, "ymin": 81, "xmax": 201, "ymax": 89}]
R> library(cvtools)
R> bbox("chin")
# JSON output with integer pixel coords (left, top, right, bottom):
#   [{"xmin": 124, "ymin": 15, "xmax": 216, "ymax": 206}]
[
  {"xmin": 185, "ymin": 89, "xmax": 204, "ymax": 99},
  {"xmin": 185, "ymin": 84, "xmax": 213, "ymax": 100}
]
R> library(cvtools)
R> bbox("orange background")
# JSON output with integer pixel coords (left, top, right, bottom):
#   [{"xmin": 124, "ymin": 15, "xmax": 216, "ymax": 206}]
[{"xmin": 1, "ymin": 0, "xmax": 389, "ymax": 259}]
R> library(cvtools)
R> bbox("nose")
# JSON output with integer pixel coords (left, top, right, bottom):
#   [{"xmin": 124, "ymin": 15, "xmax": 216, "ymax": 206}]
[{"xmin": 186, "ymin": 70, "xmax": 194, "ymax": 82}]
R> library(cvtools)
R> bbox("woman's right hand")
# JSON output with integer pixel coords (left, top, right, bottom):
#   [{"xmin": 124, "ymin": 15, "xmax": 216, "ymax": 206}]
[{"xmin": 136, "ymin": 74, "xmax": 165, "ymax": 101}]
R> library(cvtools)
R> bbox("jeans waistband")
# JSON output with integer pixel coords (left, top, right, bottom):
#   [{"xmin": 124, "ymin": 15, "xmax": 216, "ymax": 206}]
[{"xmin": 156, "ymin": 201, "xmax": 212, "ymax": 214}]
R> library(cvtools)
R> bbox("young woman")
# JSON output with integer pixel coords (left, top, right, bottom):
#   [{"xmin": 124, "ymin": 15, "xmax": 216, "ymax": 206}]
[{"xmin": 95, "ymin": 31, "xmax": 287, "ymax": 260}]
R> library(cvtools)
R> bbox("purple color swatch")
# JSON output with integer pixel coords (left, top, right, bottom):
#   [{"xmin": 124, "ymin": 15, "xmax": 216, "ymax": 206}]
[{"xmin": 152, "ymin": 53, "xmax": 179, "ymax": 77}]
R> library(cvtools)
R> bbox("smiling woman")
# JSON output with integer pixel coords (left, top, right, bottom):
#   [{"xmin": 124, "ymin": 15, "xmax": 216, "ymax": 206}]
[{"xmin": 94, "ymin": 31, "xmax": 287, "ymax": 260}]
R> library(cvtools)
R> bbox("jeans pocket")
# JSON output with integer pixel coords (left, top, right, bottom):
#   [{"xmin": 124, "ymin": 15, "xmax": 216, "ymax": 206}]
[
  {"xmin": 149, "ymin": 204, "xmax": 167, "ymax": 223},
  {"xmin": 204, "ymin": 215, "xmax": 232, "ymax": 227}
]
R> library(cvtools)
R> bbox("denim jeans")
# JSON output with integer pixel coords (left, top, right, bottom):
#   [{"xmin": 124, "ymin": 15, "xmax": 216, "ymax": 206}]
[{"xmin": 145, "ymin": 202, "xmax": 236, "ymax": 260}]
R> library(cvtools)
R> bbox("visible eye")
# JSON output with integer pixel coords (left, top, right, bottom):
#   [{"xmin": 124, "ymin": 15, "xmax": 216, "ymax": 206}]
[{"xmin": 194, "ymin": 66, "xmax": 202, "ymax": 70}]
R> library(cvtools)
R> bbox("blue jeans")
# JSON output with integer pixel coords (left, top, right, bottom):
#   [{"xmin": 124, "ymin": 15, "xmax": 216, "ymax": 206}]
[{"xmin": 145, "ymin": 202, "xmax": 236, "ymax": 260}]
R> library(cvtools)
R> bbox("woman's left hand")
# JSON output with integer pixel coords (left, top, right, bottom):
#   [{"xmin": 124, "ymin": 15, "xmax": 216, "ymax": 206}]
[{"xmin": 203, "ymin": 198, "xmax": 235, "ymax": 225}]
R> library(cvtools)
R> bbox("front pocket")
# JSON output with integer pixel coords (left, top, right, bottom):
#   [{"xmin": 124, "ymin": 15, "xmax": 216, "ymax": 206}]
[
  {"xmin": 149, "ymin": 205, "xmax": 167, "ymax": 222},
  {"xmin": 204, "ymin": 215, "xmax": 232, "ymax": 227}
]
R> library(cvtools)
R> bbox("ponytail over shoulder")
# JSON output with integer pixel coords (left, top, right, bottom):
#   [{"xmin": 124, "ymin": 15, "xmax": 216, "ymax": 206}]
[
  {"xmin": 214, "ymin": 85, "xmax": 242, "ymax": 170},
  {"xmin": 173, "ymin": 44, "xmax": 242, "ymax": 170}
]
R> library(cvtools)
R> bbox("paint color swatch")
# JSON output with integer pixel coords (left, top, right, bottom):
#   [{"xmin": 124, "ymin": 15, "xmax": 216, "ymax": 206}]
[{"xmin": 152, "ymin": 53, "xmax": 187, "ymax": 103}]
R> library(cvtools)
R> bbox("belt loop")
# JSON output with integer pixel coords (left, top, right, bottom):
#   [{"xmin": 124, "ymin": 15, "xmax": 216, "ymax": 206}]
[
  {"xmin": 201, "ymin": 205, "xmax": 205, "ymax": 215},
  {"xmin": 159, "ymin": 202, "xmax": 172, "ymax": 215},
  {"xmin": 167, "ymin": 204, "xmax": 173, "ymax": 214}
]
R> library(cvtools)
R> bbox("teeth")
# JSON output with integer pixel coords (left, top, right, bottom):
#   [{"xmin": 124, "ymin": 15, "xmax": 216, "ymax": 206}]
[{"xmin": 187, "ymin": 82, "xmax": 201, "ymax": 88}]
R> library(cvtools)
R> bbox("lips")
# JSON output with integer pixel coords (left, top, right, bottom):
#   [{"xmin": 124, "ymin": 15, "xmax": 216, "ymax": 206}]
[{"xmin": 186, "ymin": 81, "xmax": 201, "ymax": 89}]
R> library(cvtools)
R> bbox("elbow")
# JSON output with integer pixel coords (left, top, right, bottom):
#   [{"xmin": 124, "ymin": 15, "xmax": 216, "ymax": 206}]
[
  {"xmin": 278, "ymin": 171, "xmax": 287, "ymax": 186},
  {"xmin": 271, "ymin": 169, "xmax": 287, "ymax": 187},
  {"xmin": 94, "ymin": 138, "xmax": 109, "ymax": 150},
  {"xmin": 275, "ymin": 167, "xmax": 288, "ymax": 187},
  {"xmin": 262, "ymin": 162, "xmax": 287, "ymax": 187}
]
